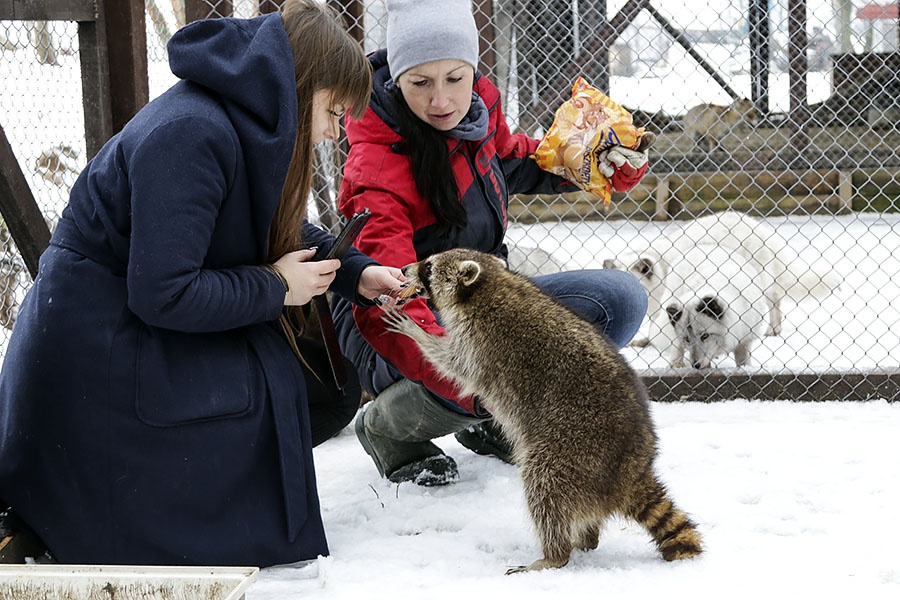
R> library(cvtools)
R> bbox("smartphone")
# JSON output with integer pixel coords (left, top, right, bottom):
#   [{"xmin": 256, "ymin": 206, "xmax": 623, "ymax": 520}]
[
  {"xmin": 315, "ymin": 208, "xmax": 371, "ymax": 391},
  {"xmin": 324, "ymin": 209, "xmax": 371, "ymax": 260}
]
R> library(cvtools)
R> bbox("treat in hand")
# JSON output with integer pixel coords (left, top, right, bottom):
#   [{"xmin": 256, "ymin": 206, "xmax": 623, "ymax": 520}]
[{"xmin": 533, "ymin": 77, "xmax": 648, "ymax": 204}]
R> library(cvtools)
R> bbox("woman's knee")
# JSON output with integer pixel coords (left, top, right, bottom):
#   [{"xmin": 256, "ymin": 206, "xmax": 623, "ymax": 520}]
[
  {"xmin": 603, "ymin": 269, "xmax": 648, "ymax": 347},
  {"xmin": 533, "ymin": 269, "xmax": 648, "ymax": 348}
]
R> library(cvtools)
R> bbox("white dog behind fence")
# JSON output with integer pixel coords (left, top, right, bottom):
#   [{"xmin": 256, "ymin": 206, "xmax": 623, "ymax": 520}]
[{"xmin": 604, "ymin": 211, "xmax": 841, "ymax": 368}]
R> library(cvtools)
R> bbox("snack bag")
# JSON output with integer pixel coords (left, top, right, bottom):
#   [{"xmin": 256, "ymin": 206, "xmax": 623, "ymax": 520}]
[{"xmin": 533, "ymin": 77, "xmax": 645, "ymax": 204}]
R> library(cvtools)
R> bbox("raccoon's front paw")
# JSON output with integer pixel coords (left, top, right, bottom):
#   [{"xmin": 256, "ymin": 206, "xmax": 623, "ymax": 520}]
[{"xmin": 379, "ymin": 303, "xmax": 416, "ymax": 336}]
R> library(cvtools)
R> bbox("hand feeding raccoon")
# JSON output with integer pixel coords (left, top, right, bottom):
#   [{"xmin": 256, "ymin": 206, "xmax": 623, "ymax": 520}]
[{"xmin": 381, "ymin": 248, "xmax": 702, "ymax": 573}]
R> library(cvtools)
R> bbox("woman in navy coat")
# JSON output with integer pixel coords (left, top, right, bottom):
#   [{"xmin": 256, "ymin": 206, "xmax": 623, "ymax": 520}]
[{"xmin": 0, "ymin": 1, "xmax": 404, "ymax": 566}]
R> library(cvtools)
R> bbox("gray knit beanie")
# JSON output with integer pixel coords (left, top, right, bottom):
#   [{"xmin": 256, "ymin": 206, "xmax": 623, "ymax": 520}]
[{"xmin": 386, "ymin": 0, "xmax": 479, "ymax": 78}]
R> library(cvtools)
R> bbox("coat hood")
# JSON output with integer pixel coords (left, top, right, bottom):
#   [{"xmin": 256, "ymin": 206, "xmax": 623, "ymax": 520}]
[
  {"xmin": 167, "ymin": 12, "xmax": 296, "ymax": 133},
  {"xmin": 166, "ymin": 13, "xmax": 298, "ymax": 261}
]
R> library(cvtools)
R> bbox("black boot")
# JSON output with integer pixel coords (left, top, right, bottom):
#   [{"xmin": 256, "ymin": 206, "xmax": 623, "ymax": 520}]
[
  {"xmin": 455, "ymin": 418, "xmax": 515, "ymax": 464},
  {"xmin": 355, "ymin": 379, "xmax": 485, "ymax": 486}
]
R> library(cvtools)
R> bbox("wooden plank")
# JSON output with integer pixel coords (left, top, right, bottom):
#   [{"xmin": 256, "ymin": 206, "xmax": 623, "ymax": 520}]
[
  {"xmin": 0, "ymin": 0, "xmax": 97, "ymax": 21},
  {"xmin": 642, "ymin": 369, "xmax": 900, "ymax": 403},
  {"xmin": 510, "ymin": 165, "xmax": 900, "ymax": 223},
  {"xmin": 0, "ymin": 124, "xmax": 51, "ymax": 279}
]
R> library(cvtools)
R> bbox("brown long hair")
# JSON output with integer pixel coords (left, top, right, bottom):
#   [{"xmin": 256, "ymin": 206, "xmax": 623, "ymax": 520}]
[
  {"xmin": 391, "ymin": 87, "xmax": 466, "ymax": 238},
  {"xmin": 273, "ymin": 0, "xmax": 372, "ymax": 351}
]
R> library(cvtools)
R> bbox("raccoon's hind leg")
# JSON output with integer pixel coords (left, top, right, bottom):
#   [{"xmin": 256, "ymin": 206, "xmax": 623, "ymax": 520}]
[
  {"xmin": 506, "ymin": 458, "xmax": 576, "ymax": 574},
  {"xmin": 629, "ymin": 473, "xmax": 703, "ymax": 561}
]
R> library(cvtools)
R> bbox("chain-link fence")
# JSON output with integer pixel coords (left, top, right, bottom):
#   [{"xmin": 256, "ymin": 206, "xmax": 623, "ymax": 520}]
[{"xmin": 2, "ymin": 1, "xmax": 899, "ymax": 400}]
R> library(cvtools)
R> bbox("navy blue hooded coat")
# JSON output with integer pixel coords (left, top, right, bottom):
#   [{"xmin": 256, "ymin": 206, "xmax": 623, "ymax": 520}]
[{"xmin": 0, "ymin": 13, "xmax": 375, "ymax": 566}]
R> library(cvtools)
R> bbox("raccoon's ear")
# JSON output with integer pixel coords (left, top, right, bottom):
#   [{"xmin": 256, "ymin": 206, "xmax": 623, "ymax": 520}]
[
  {"xmin": 666, "ymin": 303, "xmax": 683, "ymax": 325},
  {"xmin": 697, "ymin": 296, "xmax": 725, "ymax": 320},
  {"xmin": 457, "ymin": 260, "xmax": 482, "ymax": 289}
]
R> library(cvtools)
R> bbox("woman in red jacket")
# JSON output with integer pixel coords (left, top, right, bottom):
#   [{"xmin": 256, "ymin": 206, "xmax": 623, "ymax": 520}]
[{"xmin": 333, "ymin": 0, "xmax": 650, "ymax": 486}]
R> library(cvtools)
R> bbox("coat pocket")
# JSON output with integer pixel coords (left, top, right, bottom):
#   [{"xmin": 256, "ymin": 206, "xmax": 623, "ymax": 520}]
[{"xmin": 135, "ymin": 326, "xmax": 257, "ymax": 427}]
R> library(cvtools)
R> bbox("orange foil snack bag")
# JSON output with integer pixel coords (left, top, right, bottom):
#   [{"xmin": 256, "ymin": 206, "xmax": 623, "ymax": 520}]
[{"xmin": 533, "ymin": 77, "xmax": 645, "ymax": 204}]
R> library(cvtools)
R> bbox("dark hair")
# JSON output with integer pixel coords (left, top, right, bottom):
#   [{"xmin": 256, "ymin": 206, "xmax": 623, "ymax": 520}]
[
  {"xmin": 391, "ymin": 87, "xmax": 467, "ymax": 238},
  {"xmin": 274, "ymin": 0, "xmax": 371, "ymax": 352}
]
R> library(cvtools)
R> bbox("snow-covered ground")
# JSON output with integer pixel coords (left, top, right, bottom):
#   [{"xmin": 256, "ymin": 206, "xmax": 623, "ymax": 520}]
[{"xmin": 248, "ymin": 398, "xmax": 900, "ymax": 599}]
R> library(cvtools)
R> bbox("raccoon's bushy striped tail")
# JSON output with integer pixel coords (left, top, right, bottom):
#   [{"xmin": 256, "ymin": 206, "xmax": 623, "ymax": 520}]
[{"xmin": 631, "ymin": 476, "xmax": 703, "ymax": 561}]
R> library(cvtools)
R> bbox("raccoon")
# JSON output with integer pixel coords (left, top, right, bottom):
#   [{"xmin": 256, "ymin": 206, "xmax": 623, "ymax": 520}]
[{"xmin": 381, "ymin": 248, "xmax": 703, "ymax": 573}]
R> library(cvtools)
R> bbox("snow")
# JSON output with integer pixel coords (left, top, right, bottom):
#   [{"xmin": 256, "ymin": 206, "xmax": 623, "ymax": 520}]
[{"xmin": 247, "ymin": 399, "xmax": 900, "ymax": 599}]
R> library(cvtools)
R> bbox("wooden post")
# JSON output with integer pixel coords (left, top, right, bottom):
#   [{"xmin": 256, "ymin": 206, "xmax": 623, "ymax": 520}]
[
  {"xmin": 103, "ymin": 0, "xmax": 149, "ymax": 135},
  {"xmin": 748, "ymin": 0, "xmax": 770, "ymax": 118},
  {"xmin": 185, "ymin": 0, "xmax": 233, "ymax": 22},
  {"xmin": 580, "ymin": 0, "xmax": 609, "ymax": 93},
  {"xmin": 836, "ymin": 170, "xmax": 853, "ymax": 213},
  {"xmin": 0, "ymin": 125, "xmax": 52, "ymax": 279},
  {"xmin": 328, "ymin": 0, "xmax": 364, "ymax": 44},
  {"xmin": 539, "ymin": 0, "xmax": 648, "ymax": 119},
  {"xmin": 472, "ymin": 0, "xmax": 496, "ymax": 80},
  {"xmin": 787, "ymin": 0, "xmax": 810, "ymax": 151},
  {"xmin": 77, "ymin": 17, "xmax": 115, "ymax": 160},
  {"xmin": 258, "ymin": 1, "xmax": 283, "ymax": 14},
  {"xmin": 653, "ymin": 176, "xmax": 670, "ymax": 221}
]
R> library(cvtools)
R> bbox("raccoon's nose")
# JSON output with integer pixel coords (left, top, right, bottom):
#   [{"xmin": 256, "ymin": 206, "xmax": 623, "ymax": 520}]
[{"xmin": 692, "ymin": 361, "xmax": 706, "ymax": 369}]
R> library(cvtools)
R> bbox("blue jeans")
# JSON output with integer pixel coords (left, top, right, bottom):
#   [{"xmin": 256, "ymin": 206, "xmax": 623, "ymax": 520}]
[
  {"xmin": 333, "ymin": 268, "xmax": 648, "ymax": 411},
  {"xmin": 531, "ymin": 268, "xmax": 648, "ymax": 349}
]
